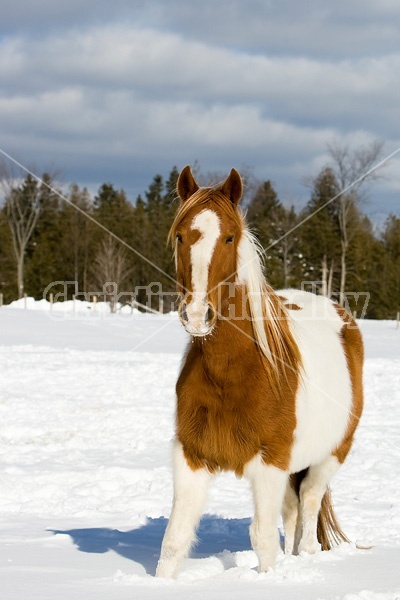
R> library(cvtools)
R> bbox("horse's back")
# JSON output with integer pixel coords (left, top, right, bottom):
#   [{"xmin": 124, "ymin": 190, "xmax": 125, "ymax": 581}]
[{"xmin": 278, "ymin": 290, "xmax": 363, "ymax": 473}]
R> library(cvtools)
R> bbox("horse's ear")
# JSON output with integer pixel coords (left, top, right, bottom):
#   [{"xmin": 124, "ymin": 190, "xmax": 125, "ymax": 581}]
[
  {"xmin": 177, "ymin": 165, "xmax": 199, "ymax": 202},
  {"xmin": 218, "ymin": 168, "xmax": 243, "ymax": 205}
]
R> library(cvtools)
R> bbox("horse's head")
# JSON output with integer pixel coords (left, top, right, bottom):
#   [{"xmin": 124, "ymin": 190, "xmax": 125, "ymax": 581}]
[{"xmin": 170, "ymin": 166, "xmax": 244, "ymax": 336}]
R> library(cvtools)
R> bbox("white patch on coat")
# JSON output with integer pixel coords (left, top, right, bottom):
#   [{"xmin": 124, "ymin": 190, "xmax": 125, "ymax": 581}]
[
  {"xmin": 278, "ymin": 289, "xmax": 353, "ymax": 473},
  {"xmin": 183, "ymin": 210, "xmax": 221, "ymax": 333},
  {"xmin": 244, "ymin": 454, "xmax": 289, "ymax": 570},
  {"xmin": 190, "ymin": 209, "xmax": 221, "ymax": 295},
  {"xmin": 298, "ymin": 455, "xmax": 340, "ymax": 553},
  {"xmin": 156, "ymin": 440, "xmax": 212, "ymax": 578}
]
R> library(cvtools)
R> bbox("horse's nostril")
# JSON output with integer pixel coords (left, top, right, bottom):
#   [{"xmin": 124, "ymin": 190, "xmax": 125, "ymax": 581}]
[
  {"xmin": 181, "ymin": 303, "xmax": 188, "ymax": 322},
  {"xmin": 206, "ymin": 305, "xmax": 215, "ymax": 324}
]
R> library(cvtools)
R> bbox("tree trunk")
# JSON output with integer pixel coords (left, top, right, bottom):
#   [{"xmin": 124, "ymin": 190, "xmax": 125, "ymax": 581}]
[
  {"xmin": 282, "ymin": 238, "xmax": 291, "ymax": 289},
  {"xmin": 327, "ymin": 259, "xmax": 334, "ymax": 298},
  {"xmin": 17, "ymin": 253, "xmax": 24, "ymax": 298},
  {"xmin": 321, "ymin": 255, "xmax": 328, "ymax": 296},
  {"xmin": 339, "ymin": 240, "xmax": 347, "ymax": 306}
]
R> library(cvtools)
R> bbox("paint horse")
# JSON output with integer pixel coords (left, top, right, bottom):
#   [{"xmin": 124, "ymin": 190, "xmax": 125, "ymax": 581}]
[{"xmin": 156, "ymin": 166, "xmax": 363, "ymax": 578}]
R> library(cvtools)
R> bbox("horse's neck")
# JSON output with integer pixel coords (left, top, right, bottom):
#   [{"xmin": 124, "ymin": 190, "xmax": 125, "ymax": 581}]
[
  {"xmin": 195, "ymin": 286, "xmax": 265, "ymax": 372},
  {"xmin": 202, "ymin": 283, "xmax": 296, "ymax": 373}
]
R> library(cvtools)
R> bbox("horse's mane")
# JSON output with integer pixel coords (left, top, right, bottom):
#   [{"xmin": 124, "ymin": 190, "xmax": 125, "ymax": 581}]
[
  {"xmin": 236, "ymin": 227, "xmax": 301, "ymax": 374},
  {"xmin": 169, "ymin": 186, "xmax": 301, "ymax": 374}
]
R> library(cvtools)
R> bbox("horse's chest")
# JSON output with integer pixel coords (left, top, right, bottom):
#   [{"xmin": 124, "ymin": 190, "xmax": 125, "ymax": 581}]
[
  {"xmin": 176, "ymin": 347, "xmax": 297, "ymax": 474},
  {"xmin": 176, "ymin": 363, "xmax": 269, "ymax": 474},
  {"xmin": 177, "ymin": 358, "xmax": 257, "ymax": 471},
  {"xmin": 177, "ymin": 394, "xmax": 259, "ymax": 474}
]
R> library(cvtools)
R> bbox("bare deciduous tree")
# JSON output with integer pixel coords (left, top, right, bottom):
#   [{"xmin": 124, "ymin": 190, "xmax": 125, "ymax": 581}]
[
  {"xmin": 327, "ymin": 139, "xmax": 385, "ymax": 303},
  {"xmin": 1, "ymin": 159, "xmax": 61, "ymax": 299},
  {"xmin": 1, "ymin": 160, "xmax": 42, "ymax": 298},
  {"xmin": 91, "ymin": 236, "xmax": 133, "ymax": 312}
]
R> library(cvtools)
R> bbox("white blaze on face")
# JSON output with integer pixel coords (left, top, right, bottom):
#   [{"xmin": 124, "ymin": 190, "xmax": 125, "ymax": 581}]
[
  {"xmin": 185, "ymin": 209, "xmax": 220, "ymax": 333},
  {"xmin": 190, "ymin": 209, "xmax": 221, "ymax": 293}
]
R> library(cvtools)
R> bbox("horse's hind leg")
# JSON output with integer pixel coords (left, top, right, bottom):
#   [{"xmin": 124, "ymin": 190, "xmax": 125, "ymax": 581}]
[
  {"xmin": 156, "ymin": 441, "xmax": 212, "ymax": 578},
  {"xmin": 298, "ymin": 455, "xmax": 340, "ymax": 554},
  {"xmin": 282, "ymin": 480, "xmax": 302, "ymax": 555}
]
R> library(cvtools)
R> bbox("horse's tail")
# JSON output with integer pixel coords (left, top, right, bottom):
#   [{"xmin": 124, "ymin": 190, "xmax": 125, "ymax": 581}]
[
  {"xmin": 290, "ymin": 470, "xmax": 350, "ymax": 551},
  {"xmin": 317, "ymin": 487, "xmax": 351, "ymax": 550}
]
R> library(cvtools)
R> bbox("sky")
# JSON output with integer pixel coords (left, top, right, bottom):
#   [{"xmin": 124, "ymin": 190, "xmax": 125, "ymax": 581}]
[{"xmin": 1, "ymin": 0, "xmax": 399, "ymax": 221}]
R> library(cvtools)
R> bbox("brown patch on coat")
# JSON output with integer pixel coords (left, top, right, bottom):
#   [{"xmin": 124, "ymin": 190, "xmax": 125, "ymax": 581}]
[
  {"xmin": 171, "ymin": 169, "xmax": 303, "ymax": 476},
  {"xmin": 332, "ymin": 304, "xmax": 364, "ymax": 463},
  {"xmin": 176, "ymin": 286, "xmax": 300, "ymax": 477},
  {"xmin": 276, "ymin": 295, "xmax": 302, "ymax": 311},
  {"xmin": 285, "ymin": 303, "xmax": 302, "ymax": 311}
]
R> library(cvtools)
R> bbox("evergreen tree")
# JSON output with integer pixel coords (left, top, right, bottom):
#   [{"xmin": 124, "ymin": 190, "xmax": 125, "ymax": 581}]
[
  {"xmin": 0, "ymin": 161, "xmax": 397, "ymax": 319},
  {"xmin": 246, "ymin": 180, "xmax": 298, "ymax": 288},
  {"xmin": 164, "ymin": 166, "xmax": 180, "ymax": 206},
  {"xmin": 299, "ymin": 167, "xmax": 341, "ymax": 296},
  {"xmin": 131, "ymin": 195, "xmax": 151, "ymax": 306},
  {"xmin": 142, "ymin": 170, "xmax": 178, "ymax": 310},
  {"xmin": 94, "ymin": 183, "xmax": 135, "ymax": 241},
  {"xmin": 383, "ymin": 215, "xmax": 400, "ymax": 261},
  {"xmin": 381, "ymin": 215, "xmax": 400, "ymax": 316},
  {"xmin": 145, "ymin": 174, "xmax": 164, "ymax": 215},
  {"xmin": 91, "ymin": 183, "xmax": 136, "ymax": 299},
  {"xmin": 25, "ymin": 174, "xmax": 63, "ymax": 299},
  {"xmin": 343, "ymin": 214, "xmax": 386, "ymax": 317},
  {"xmin": 0, "ymin": 209, "xmax": 14, "ymax": 303},
  {"xmin": 58, "ymin": 184, "xmax": 95, "ymax": 294},
  {"xmin": 276, "ymin": 206, "xmax": 303, "ymax": 289}
]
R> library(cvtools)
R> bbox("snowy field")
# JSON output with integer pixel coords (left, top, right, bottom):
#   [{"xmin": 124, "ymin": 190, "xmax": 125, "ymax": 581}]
[{"xmin": 0, "ymin": 300, "xmax": 400, "ymax": 600}]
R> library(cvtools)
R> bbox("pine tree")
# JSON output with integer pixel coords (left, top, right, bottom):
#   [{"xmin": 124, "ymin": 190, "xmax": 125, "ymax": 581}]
[
  {"xmin": 142, "ymin": 171, "xmax": 177, "ymax": 310},
  {"xmin": 163, "ymin": 166, "xmax": 179, "ymax": 208},
  {"xmin": 131, "ymin": 195, "xmax": 151, "ymax": 306},
  {"xmin": 93, "ymin": 183, "xmax": 135, "ymax": 241},
  {"xmin": 246, "ymin": 180, "xmax": 297, "ymax": 288},
  {"xmin": 25, "ymin": 174, "xmax": 63, "ymax": 299},
  {"xmin": 91, "ymin": 183, "xmax": 136, "ymax": 300},
  {"xmin": 0, "ymin": 209, "xmax": 14, "ymax": 303},
  {"xmin": 299, "ymin": 167, "xmax": 341, "ymax": 296},
  {"xmin": 57, "ymin": 184, "xmax": 95, "ymax": 295},
  {"xmin": 343, "ymin": 214, "xmax": 385, "ymax": 317},
  {"xmin": 381, "ymin": 215, "xmax": 400, "ymax": 317}
]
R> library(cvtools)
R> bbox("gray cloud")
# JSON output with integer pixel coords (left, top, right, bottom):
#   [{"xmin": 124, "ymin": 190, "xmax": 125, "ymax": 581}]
[
  {"xmin": 145, "ymin": 0, "xmax": 400, "ymax": 60},
  {"xmin": 0, "ymin": 1, "xmax": 399, "ymax": 217}
]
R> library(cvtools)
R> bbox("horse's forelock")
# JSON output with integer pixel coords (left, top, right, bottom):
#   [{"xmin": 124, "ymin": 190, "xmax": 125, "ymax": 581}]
[{"xmin": 168, "ymin": 187, "xmax": 243, "ymax": 246}]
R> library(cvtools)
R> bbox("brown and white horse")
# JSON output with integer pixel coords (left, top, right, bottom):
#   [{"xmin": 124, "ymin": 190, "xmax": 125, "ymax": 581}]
[{"xmin": 156, "ymin": 166, "xmax": 364, "ymax": 578}]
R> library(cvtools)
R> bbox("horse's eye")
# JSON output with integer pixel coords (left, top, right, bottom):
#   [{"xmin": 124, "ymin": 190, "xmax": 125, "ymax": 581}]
[
  {"xmin": 226, "ymin": 235, "xmax": 234, "ymax": 244},
  {"xmin": 176, "ymin": 234, "xmax": 183, "ymax": 243}
]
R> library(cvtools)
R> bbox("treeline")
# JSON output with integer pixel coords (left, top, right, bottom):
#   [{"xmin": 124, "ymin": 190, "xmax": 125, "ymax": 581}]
[{"xmin": 0, "ymin": 163, "xmax": 399, "ymax": 319}]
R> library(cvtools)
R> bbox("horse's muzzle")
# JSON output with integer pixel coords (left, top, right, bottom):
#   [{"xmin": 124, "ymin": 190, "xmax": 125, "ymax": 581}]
[{"xmin": 179, "ymin": 299, "xmax": 216, "ymax": 336}]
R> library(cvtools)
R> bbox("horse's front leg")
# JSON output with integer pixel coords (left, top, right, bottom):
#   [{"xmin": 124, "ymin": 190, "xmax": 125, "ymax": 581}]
[
  {"xmin": 156, "ymin": 441, "xmax": 211, "ymax": 578},
  {"xmin": 245, "ymin": 457, "xmax": 288, "ymax": 572}
]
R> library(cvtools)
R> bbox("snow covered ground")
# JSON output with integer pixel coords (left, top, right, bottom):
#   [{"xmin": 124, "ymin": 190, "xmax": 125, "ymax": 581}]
[{"xmin": 0, "ymin": 301, "xmax": 399, "ymax": 600}]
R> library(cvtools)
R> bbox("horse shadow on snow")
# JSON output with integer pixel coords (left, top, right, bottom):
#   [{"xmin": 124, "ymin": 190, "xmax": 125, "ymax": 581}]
[{"xmin": 50, "ymin": 515, "xmax": 254, "ymax": 576}]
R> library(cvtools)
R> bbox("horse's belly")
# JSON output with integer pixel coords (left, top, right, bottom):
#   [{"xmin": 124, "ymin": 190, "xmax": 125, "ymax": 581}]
[
  {"xmin": 285, "ymin": 292, "xmax": 353, "ymax": 473},
  {"xmin": 289, "ymin": 379, "xmax": 352, "ymax": 473}
]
